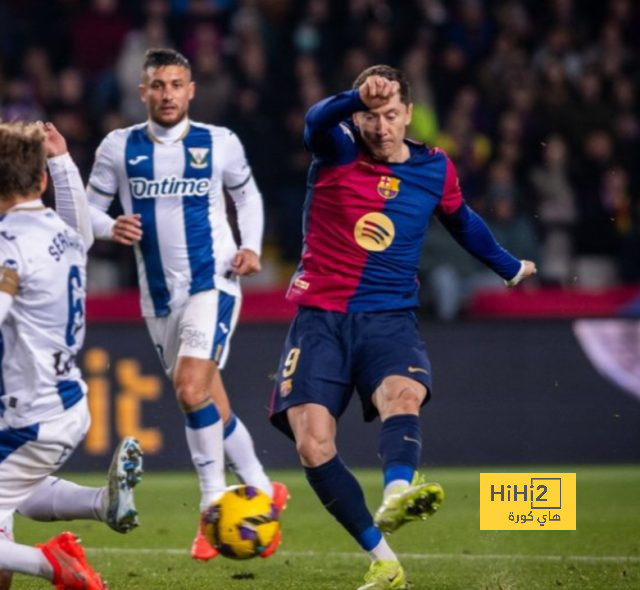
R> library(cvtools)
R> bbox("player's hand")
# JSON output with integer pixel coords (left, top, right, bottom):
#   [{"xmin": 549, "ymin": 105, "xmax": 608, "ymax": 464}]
[
  {"xmin": 111, "ymin": 214, "xmax": 143, "ymax": 245},
  {"xmin": 42, "ymin": 122, "xmax": 68, "ymax": 158},
  {"xmin": 358, "ymin": 75, "xmax": 400, "ymax": 110},
  {"xmin": 232, "ymin": 249, "xmax": 261, "ymax": 276},
  {"xmin": 505, "ymin": 260, "xmax": 537, "ymax": 287}
]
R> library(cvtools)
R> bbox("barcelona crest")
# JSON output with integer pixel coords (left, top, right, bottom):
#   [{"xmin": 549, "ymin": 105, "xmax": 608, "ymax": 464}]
[{"xmin": 377, "ymin": 175, "xmax": 401, "ymax": 199}]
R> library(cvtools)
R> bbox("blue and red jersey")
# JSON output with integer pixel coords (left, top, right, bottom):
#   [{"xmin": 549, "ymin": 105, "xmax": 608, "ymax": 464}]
[{"xmin": 287, "ymin": 90, "xmax": 521, "ymax": 313}]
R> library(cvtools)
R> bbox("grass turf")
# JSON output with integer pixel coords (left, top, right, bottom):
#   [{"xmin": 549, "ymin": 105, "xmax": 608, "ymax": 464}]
[{"xmin": 11, "ymin": 465, "xmax": 640, "ymax": 589}]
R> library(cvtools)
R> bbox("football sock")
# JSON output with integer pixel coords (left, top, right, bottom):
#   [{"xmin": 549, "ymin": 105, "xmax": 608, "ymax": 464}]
[
  {"xmin": 17, "ymin": 477, "xmax": 104, "ymax": 522},
  {"xmin": 304, "ymin": 455, "xmax": 382, "ymax": 552},
  {"xmin": 184, "ymin": 401, "xmax": 225, "ymax": 511},
  {"xmin": 367, "ymin": 536, "xmax": 398, "ymax": 562},
  {"xmin": 379, "ymin": 414, "xmax": 422, "ymax": 499},
  {"xmin": 0, "ymin": 539, "xmax": 53, "ymax": 579},
  {"xmin": 223, "ymin": 414, "xmax": 273, "ymax": 497}
]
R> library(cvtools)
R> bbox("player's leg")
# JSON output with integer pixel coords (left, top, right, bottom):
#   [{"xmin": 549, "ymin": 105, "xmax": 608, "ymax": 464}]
[
  {"xmin": 175, "ymin": 355, "xmax": 226, "ymax": 561},
  {"xmin": 175, "ymin": 355, "xmax": 226, "ymax": 508},
  {"xmin": 146, "ymin": 293, "xmax": 226, "ymax": 559},
  {"xmin": 0, "ymin": 402, "xmax": 106, "ymax": 588},
  {"xmin": 212, "ymin": 371, "xmax": 273, "ymax": 496},
  {"xmin": 0, "ymin": 532, "xmax": 106, "ymax": 590},
  {"xmin": 288, "ymin": 404, "xmax": 403, "ymax": 582},
  {"xmin": 0, "ymin": 535, "xmax": 53, "ymax": 587},
  {"xmin": 371, "ymin": 378, "xmax": 443, "ymax": 533},
  {"xmin": 17, "ymin": 437, "xmax": 143, "ymax": 534},
  {"xmin": 355, "ymin": 311, "xmax": 444, "ymax": 538}
]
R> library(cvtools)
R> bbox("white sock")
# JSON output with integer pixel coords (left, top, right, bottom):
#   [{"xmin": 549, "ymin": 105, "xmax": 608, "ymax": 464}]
[
  {"xmin": 383, "ymin": 479, "xmax": 410, "ymax": 500},
  {"xmin": 17, "ymin": 477, "xmax": 105, "ymax": 522},
  {"xmin": 367, "ymin": 536, "xmax": 397, "ymax": 562},
  {"xmin": 224, "ymin": 414, "xmax": 273, "ymax": 498},
  {"xmin": 0, "ymin": 538, "xmax": 53, "ymax": 580},
  {"xmin": 185, "ymin": 404, "xmax": 226, "ymax": 511}
]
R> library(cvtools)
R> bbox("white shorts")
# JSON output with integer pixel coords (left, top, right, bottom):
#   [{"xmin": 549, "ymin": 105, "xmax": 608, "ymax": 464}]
[
  {"xmin": 0, "ymin": 398, "xmax": 90, "ymax": 540},
  {"xmin": 146, "ymin": 289, "xmax": 242, "ymax": 378}
]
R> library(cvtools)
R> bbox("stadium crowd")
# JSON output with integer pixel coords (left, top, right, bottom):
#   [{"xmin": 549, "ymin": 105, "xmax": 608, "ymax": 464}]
[{"xmin": 0, "ymin": 0, "xmax": 638, "ymax": 317}]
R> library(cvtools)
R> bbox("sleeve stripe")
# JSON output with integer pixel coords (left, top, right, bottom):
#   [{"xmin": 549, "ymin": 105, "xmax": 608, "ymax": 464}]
[
  {"xmin": 226, "ymin": 173, "xmax": 252, "ymax": 191},
  {"xmin": 0, "ymin": 267, "xmax": 19, "ymax": 296},
  {"xmin": 88, "ymin": 182, "xmax": 115, "ymax": 198}
]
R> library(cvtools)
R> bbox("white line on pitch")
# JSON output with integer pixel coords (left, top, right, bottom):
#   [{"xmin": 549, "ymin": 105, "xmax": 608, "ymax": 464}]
[{"xmin": 86, "ymin": 547, "xmax": 640, "ymax": 563}]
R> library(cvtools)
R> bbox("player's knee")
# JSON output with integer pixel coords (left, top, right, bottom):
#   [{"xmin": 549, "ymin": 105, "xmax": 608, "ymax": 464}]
[
  {"xmin": 380, "ymin": 386, "xmax": 423, "ymax": 416},
  {"xmin": 174, "ymin": 379, "xmax": 208, "ymax": 408},
  {"xmin": 295, "ymin": 433, "xmax": 336, "ymax": 467}
]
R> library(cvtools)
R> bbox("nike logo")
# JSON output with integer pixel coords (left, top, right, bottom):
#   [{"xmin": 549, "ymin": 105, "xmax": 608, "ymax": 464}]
[
  {"xmin": 128, "ymin": 155, "xmax": 149, "ymax": 165},
  {"xmin": 408, "ymin": 366, "xmax": 429, "ymax": 375},
  {"xmin": 403, "ymin": 435, "xmax": 421, "ymax": 445},
  {"xmin": 196, "ymin": 460, "xmax": 215, "ymax": 468}
]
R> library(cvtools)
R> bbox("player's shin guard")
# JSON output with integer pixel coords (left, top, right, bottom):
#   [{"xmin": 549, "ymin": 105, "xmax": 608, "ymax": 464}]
[
  {"xmin": 17, "ymin": 477, "xmax": 103, "ymax": 522},
  {"xmin": 223, "ymin": 414, "xmax": 273, "ymax": 497},
  {"xmin": 184, "ymin": 401, "xmax": 225, "ymax": 510},
  {"xmin": 379, "ymin": 414, "xmax": 421, "ymax": 498},
  {"xmin": 304, "ymin": 455, "xmax": 382, "ymax": 552}
]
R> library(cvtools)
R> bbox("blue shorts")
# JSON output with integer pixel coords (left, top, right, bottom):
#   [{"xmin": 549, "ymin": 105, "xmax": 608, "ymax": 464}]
[{"xmin": 269, "ymin": 307, "xmax": 432, "ymax": 439}]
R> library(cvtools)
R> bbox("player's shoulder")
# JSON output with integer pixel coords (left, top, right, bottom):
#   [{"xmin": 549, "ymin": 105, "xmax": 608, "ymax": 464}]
[
  {"xmin": 190, "ymin": 121, "xmax": 242, "ymax": 144},
  {"xmin": 0, "ymin": 207, "xmax": 64, "ymax": 248},
  {"xmin": 100, "ymin": 122, "xmax": 147, "ymax": 149},
  {"xmin": 427, "ymin": 145, "xmax": 452, "ymax": 163}
]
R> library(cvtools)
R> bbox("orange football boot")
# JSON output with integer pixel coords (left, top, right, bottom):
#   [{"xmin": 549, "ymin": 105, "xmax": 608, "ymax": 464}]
[
  {"xmin": 260, "ymin": 481, "xmax": 290, "ymax": 559},
  {"xmin": 38, "ymin": 532, "xmax": 106, "ymax": 590}
]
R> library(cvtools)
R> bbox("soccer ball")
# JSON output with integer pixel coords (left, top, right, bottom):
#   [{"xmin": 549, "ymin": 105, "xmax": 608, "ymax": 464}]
[{"xmin": 202, "ymin": 484, "xmax": 280, "ymax": 559}]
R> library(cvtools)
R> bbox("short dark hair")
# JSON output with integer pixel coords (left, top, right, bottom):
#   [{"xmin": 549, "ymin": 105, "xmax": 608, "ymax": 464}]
[
  {"xmin": 142, "ymin": 48, "xmax": 191, "ymax": 71},
  {"xmin": 0, "ymin": 122, "xmax": 45, "ymax": 200},
  {"xmin": 352, "ymin": 65, "xmax": 411, "ymax": 105}
]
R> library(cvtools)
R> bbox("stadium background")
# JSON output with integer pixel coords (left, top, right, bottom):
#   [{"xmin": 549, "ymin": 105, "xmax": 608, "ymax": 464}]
[{"xmin": 0, "ymin": 0, "xmax": 638, "ymax": 481}]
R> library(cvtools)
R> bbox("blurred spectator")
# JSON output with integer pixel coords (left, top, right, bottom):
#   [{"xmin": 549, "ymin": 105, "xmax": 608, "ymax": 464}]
[
  {"xmin": 529, "ymin": 135, "xmax": 577, "ymax": 285},
  {"xmin": 116, "ymin": 11, "xmax": 170, "ymax": 124},
  {"xmin": 422, "ymin": 160, "xmax": 538, "ymax": 320},
  {"xmin": 0, "ymin": 0, "xmax": 638, "ymax": 297},
  {"xmin": 72, "ymin": 0, "xmax": 132, "ymax": 116}
]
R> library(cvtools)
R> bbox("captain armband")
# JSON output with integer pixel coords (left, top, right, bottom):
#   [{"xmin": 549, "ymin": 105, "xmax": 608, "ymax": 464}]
[{"xmin": 0, "ymin": 267, "xmax": 19, "ymax": 296}]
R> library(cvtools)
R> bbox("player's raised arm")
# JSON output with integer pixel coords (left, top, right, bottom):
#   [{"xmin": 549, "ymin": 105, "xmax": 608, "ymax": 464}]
[
  {"xmin": 435, "ymin": 152, "xmax": 536, "ymax": 286},
  {"xmin": 222, "ymin": 131, "xmax": 263, "ymax": 276},
  {"xmin": 43, "ymin": 122, "xmax": 94, "ymax": 249},
  {"xmin": 303, "ymin": 89, "xmax": 366, "ymax": 159}
]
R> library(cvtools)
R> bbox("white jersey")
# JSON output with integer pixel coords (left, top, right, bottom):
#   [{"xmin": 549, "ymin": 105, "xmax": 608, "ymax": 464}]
[
  {"xmin": 88, "ymin": 119, "xmax": 264, "ymax": 318},
  {"xmin": 0, "ymin": 201, "xmax": 87, "ymax": 428}
]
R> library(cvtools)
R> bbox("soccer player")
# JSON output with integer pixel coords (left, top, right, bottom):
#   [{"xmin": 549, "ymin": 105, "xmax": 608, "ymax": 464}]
[
  {"xmin": 269, "ymin": 65, "xmax": 537, "ymax": 590},
  {"xmin": 86, "ymin": 48, "xmax": 288, "ymax": 560},
  {"xmin": 0, "ymin": 121, "xmax": 108, "ymax": 589}
]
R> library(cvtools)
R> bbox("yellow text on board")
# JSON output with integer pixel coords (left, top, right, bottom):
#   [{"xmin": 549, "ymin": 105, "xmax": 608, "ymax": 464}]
[{"xmin": 480, "ymin": 473, "xmax": 576, "ymax": 530}]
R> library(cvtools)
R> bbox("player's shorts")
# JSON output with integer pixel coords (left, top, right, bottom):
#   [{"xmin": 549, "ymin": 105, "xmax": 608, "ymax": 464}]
[
  {"xmin": 269, "ymin": 307, "xmax": 432, "ymax": 439},
  {"xmin": 0, "ymin": 398, "xmax": 90, "ymax": 540},
  {"xmin": 146, "ymin": 289, "xmax": 242, "ymax": 378}
]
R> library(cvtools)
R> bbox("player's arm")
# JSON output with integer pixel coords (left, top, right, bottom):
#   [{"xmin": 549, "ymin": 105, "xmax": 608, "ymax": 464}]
[
  {"xmin": 436, "ymin": 154, "xmax": 536, "ymax": 286},
  {"xmin": 43, "ymin": 122, "xmax": 94, "ymax": 249},
  {"xmin": 303, "ymin": 90, "xmax": 366, "ymax": 159},
  {"xmin": 87, "ymin": 133, "xmax": 142, "ymax": 245},
  {"xmin": 222, "ymin": 131, "xmax": 263, "ymax": 276}
]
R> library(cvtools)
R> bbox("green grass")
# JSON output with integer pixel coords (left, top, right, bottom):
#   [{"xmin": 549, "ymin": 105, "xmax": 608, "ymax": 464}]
[{"xmin": 11, "ymin": 465, "xmax": 640, "ymax": 589}]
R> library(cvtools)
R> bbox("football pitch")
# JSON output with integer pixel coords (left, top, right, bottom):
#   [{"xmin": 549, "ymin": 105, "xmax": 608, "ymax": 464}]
[{"xmin": 12, "ymin": 465, "xmax": 640, "ymax": 590}]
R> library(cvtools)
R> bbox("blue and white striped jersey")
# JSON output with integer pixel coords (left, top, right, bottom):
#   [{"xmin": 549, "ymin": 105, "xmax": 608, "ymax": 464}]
[
  {"xmin": 88, "ymin": 118, "xmax": 264, "ymax": 317},
  {"xmin": 0, "ymin": 201, "xmax": 88, "ymax": 428}
]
